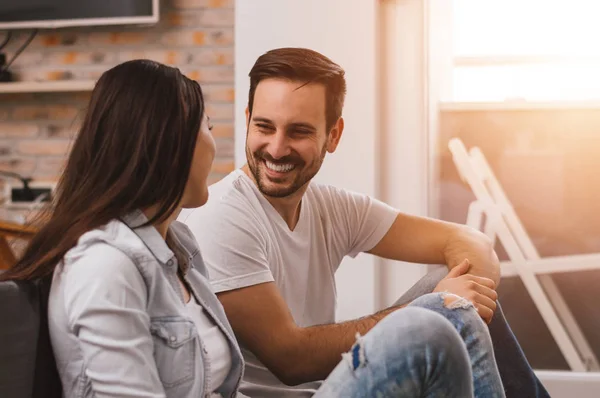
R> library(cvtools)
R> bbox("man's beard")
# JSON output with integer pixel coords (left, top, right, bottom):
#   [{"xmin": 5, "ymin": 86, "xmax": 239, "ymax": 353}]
[{"xmin": 246, "ymin": 143, "xmax": 327, "ymax": 198}]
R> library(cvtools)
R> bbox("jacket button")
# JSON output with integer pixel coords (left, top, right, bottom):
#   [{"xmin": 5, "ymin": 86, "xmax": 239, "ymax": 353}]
[
  {"xmin": 169, "ymin": 336, "xmax": 176, "ymax": 342},
  {"xmin": 167, "ymin": 259, "xmax": 174, "ymax": 266}
]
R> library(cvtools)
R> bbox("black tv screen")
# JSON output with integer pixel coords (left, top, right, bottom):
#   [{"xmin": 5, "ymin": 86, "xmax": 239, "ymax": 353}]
[{"xmin": 0, "ymin": 0, "xmax": 158, "ymax": 29}]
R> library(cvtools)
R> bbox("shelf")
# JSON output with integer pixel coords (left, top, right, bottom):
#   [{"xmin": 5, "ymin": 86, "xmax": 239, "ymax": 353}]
[{"xmin": 0, "ymin": 80, "xmax": 96, "ymax": 94}]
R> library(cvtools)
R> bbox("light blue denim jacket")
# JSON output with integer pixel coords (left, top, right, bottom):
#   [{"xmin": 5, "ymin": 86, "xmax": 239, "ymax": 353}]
[{"xmin": 48, "ymin": 210, "xmax": 245, "ymax": 398}]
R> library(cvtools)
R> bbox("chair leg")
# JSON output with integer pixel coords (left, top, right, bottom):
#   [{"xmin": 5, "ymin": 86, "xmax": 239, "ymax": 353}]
[
  {"xmin": 538, "ymin": 274, "xmax": 600, "ymax": 371},
  {"xmin": 517, "ymin": 267, "xmax": 587, "ymax": 371}
]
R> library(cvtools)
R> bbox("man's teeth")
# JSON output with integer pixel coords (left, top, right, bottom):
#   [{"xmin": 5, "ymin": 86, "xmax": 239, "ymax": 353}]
[{"xmin": 265, "ymin": 160, "xmax": 295, "ymax": 173}]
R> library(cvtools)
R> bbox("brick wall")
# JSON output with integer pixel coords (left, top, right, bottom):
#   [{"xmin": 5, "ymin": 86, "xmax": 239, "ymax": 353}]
[{"xmin": 0, "ymin": 0, "xmax": 235, "ymax": 208}]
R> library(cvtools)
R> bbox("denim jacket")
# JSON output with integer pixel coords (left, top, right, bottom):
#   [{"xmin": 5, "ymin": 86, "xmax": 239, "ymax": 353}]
[{"xmin": 48, "ymin": 210, "xmax": 245, "ymax": 398}]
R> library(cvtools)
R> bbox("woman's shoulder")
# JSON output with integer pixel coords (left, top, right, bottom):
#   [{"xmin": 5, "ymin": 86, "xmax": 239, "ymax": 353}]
[
  {"xmin": 60, "ymin": 220, "xmax": 142, "ymax": 280},
  {"xmin": 61, "ymin": 238, "xmax": 139, "ymax": 286}
]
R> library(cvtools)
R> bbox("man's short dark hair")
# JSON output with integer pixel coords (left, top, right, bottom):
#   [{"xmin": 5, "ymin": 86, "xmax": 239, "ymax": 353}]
[{"xmin": 248, "ymin": 47, "xmax": 347, "ymax": 131}]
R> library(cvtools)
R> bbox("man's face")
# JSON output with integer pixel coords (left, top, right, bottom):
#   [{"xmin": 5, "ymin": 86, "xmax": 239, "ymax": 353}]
[{"xmin": 245, "ymin": 78, "xmax": 342, "ymax": 198}]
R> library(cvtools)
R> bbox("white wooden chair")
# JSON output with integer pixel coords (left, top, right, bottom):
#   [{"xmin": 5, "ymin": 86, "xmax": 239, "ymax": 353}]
[{"xmin": 448, "ymin": 137, "xmax": 600, "ymax": 372}]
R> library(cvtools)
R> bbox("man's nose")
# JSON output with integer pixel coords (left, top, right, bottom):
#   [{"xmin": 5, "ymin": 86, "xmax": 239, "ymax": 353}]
[{"xmin": 265, "ymin": 131, "xmax": 291, "ymax": 160}]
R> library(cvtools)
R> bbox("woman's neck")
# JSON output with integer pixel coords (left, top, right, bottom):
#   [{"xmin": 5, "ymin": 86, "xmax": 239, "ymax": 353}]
[{"xmin": 143, "ymin": 206, "xmax": 181, "ymax": 238}]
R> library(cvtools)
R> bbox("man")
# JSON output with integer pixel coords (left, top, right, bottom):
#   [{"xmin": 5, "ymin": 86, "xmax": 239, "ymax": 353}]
[{"xmin": 180, "ymin": 47, "xmax": 548, "ymax": 397}]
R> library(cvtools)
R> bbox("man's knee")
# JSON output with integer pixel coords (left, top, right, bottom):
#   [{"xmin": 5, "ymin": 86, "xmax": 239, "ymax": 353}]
[
  {"xmin": 378, "ymin": 306, "xmax": 463, "ymax": 349},
  {"xmin": 374, "ymin": 307, "xmax": 471, "ymax": 372},
  {"xmin": 409, "ymin": 292, "xmax": 486, "ymax": 332},
  {"xmin": 340, "ymin": 307, "xmax": 471, "ymax": 389}
]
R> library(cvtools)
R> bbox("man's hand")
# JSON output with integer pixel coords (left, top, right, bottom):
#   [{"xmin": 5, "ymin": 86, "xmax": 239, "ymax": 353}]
[{"xmin": 434, "ymin": 259, "xmax": 498, "ymax": 324}]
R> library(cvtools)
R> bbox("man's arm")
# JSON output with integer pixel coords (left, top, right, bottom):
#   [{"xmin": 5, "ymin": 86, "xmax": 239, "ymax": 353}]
[
  {"xmin": 217, "ymin": 282, "xmax": 403, "ymax": 387},
  {"xmin": 367, "ymin": 212, "xmax": 501, "ymax": 285},
  {"xmin": 218, "ymin": 262, "xmax": 497, "ymax": 387}
]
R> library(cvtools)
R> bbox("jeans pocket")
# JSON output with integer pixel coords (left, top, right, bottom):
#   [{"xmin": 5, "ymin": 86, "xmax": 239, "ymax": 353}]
[{"xmin": 150, "ymin": 317, "xmax": 197, "ymax": 388}]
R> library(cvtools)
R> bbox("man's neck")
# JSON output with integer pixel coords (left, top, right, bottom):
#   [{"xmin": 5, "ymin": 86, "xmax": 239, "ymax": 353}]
[{"xmin": 242, "ymin": 165, "xmax": 306, "ymax": 231}]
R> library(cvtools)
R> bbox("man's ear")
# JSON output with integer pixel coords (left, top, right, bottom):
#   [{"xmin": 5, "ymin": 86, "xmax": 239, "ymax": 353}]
[
  {"xmin": 326, "ymin": 117, "xmax": 344, "ymax": 153},
  {"xmin": 245, "ymin": 107, "xmax": 250, "ymax": 129}
]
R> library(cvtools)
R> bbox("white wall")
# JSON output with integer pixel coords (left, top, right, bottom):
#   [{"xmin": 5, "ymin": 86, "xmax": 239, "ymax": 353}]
[
  {"xmin": 235, "ymin": 0, "xmax": 430, "ymax": 320},
  {"xmin": 235, "ymin": 0, "xmax": 380, "ymax": 320},
  {"xmin": 376, "ymin": 0, "xmax": 431, "ymax": 308}
]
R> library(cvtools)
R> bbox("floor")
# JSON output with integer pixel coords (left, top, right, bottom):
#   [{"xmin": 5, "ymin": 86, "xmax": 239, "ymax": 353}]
[{"xmin": 538, "ymin": 371, "xmax": 600, "ymax": 397}]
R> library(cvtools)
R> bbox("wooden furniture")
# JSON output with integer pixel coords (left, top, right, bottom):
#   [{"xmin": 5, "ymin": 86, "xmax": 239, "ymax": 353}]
[{"xmin": 0, "ymin": 220, "xmax": 37, "ymax": 270}]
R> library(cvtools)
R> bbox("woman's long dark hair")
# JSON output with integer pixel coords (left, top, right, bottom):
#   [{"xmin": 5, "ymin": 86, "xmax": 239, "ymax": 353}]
[{"xmin": 1, "ymin": 59, "xmax": 205, "ymax": 281}]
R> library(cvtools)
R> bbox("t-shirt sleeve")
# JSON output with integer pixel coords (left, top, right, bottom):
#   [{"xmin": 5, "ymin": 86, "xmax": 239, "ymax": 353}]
[
  {"xmin": 181, "ymin": 196, "xmax": 274, "ymax": 293},
  {"xmin": 325, "ymin": 186, "xmax": 399, "ymax": 258}
]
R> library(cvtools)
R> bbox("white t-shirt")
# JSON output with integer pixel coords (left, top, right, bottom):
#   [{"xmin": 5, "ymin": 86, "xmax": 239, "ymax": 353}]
[
  {"xmin": 184, "ymin": 297, "xmax": 232, "ymax": 396},
  {"xmin": 179, "ymin": 169, "xmax": 398, "ymax": 398}
]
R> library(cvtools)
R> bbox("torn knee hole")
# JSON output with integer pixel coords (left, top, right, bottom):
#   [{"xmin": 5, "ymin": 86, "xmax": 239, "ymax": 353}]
[
  {"xmin": 342, "ymin": 333, "xmax": 368, "ymax": 371},
  {"xmin": 441, "ymin": 292, "xmax": 473, "ymax": 310}
]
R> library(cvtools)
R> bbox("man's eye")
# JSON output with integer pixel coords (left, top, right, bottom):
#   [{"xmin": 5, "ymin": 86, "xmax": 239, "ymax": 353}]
[{"xmin": 294, "ymin": 129, "xmax": 312, "ymax": 135}]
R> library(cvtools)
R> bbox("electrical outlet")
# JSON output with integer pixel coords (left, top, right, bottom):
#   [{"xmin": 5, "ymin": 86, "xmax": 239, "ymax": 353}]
[
  {"xmin": 4, "ymin": 182, "xmax": 56, "ymax": 207},
  {"xmin": 12, "ymin": 187, "xmax": 52, "ymax": 202}
]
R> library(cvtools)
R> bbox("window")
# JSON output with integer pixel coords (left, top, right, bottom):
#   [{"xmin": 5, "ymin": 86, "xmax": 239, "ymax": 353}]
[
  {"xmin": 449, "ymin": 0, "xmax": 600, "ymax": 102},
  {"xmin": 429, "ymin": 0, "xmax": 600, "ymax": 371}
]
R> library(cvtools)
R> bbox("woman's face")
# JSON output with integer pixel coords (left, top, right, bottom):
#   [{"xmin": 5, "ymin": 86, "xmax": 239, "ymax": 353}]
[{"xmin": 181, "ymin": 113, "xmax": 216, "ymax": 208}]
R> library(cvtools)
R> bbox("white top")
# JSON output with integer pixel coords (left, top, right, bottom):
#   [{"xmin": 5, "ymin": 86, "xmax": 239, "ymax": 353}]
[
  {"xmin": 184, "ymin": 297, "xmax": 232, "ymax": 395},
  {"xmin": 179, "ymin": 170, "xmax": 398, "ymax": 398}
]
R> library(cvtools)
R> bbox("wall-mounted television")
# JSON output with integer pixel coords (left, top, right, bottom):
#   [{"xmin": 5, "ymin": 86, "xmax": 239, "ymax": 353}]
[{"xmin": 0, "ymin": 0, "xmax": 159, "ymax": 30}]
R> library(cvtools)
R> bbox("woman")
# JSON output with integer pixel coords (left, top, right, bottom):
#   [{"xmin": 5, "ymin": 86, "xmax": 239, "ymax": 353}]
[{"xmin": 0, "ymin": 59, "xmax": 245, "ymax": 398}]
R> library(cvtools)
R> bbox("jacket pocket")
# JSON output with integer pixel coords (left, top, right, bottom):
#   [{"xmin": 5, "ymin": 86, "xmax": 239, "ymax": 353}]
[{"xmin": 150, "ymin": 317, "xmax": 197, "ymax": 388}]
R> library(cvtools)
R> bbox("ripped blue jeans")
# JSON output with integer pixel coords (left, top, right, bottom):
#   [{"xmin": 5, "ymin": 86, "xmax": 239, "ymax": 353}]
[{"xmin": 313, "ymin": 292, "xmax": 505, "ymax": 398}]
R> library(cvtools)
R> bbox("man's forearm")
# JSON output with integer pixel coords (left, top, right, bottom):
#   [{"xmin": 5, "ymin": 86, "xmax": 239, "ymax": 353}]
[
  {"xmin": 444, "ymin": 226, "xmax": 500, "ymax": 284},
  {"xmin": 286, "ymin": 304, "xmax": 405, "ymax": 385}
]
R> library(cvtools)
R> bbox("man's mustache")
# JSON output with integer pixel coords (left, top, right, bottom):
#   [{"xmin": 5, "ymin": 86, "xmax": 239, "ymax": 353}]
[{"xmin": 254, "ymin": 151, "xmax": 303, "ymax": 166}]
